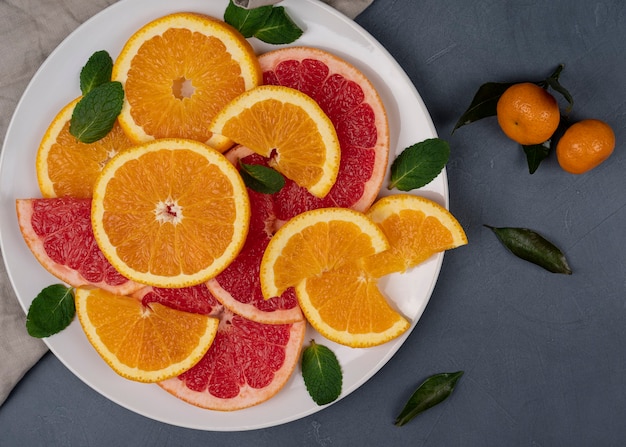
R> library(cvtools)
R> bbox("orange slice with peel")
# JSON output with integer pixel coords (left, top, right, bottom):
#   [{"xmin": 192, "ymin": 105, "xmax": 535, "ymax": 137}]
[
  {"xmin": 75, "ymin": 287, "xmax": 219, "ymax": 383},
  {"xmin": 259, "ymin": 207, "xmax": 389, "ymax": 300},
  {"xmin": 363, "ymin": 194, "xmax": 468, "ymax": 278},
  {"xmin": 209, "ymin": 85, "xmax": 341, "ymax": 198},
  {"xmin": 36, "ymin": 97, "xmax": 135, "ymax": 198},
  {"xmin": 91, "ymin": 138, "xmax": 250, "ymax": 288},
  {"xmin": 112, "ymin": 12, "xmax": 262, "ymax": 150}
]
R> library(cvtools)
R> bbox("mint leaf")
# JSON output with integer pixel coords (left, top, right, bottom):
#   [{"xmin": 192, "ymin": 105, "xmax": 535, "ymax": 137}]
[
  {"xmin": 80, "ymin": 50, "xmax": 113, "ymax": 96},
  {"xmin": 70, "ymin": 81, "xmax": 124, "ymax": 143},
  {"xmin": 224, "ymin": 1, "xmax": 273, "ymax": 38},
  {"xmin": 388, "ymin": 138, "xmax": 450, "ymax": 191},
  {"xmin": 395, "ymin": 371, "xmax": 464, "ymax": 426},
  {"xmin": 301, "ymin": 340, "xmax": 342, "ymax": 406},
  {"xmin": 26, "ymin": 284, "xmax": 75, "ymax": 338},
  {"xmin": 239, "ymin": 161, "xmax": 285, "ymax": 194},
  {"xmin": 254, "ymin": 6, "xmax": 303, "ymax": 44}
]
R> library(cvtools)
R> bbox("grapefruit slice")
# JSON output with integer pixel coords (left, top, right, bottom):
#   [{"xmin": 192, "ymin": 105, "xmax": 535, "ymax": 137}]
[
  {"xmin": 144, "ymin": 285, "xmax": 306, "ymax": 411},
  {"xmin": 259, "ymin": 46, "xmax": 390, "ymax": 220},
  {"xmin": 16, "ymin": 197, "xmax": 142, "ymax": 295}
]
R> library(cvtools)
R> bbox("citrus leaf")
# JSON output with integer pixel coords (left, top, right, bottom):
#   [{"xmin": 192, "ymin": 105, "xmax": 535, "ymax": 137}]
[
  {"xmin": 253, "ymin": 6, "xmax": 303, "ymax": 44},
  {"xmin": 79, "ymin": 50, "xmax": 113, "ymax": 95},
  {"xmin": 395, "ymin": 371, "xmax": 464, "ymax": 426},
  {"xmin": 452, "ymin": 82, "xmax": 514, "ymax": 132},
  {"xmin": 485, "ymin": 225, "xmax": 572, "ymax": 274},
  {"xmin": 522, "ymin": 141, "xmax": 551, "ymax": 174},
  {"xmin": 239, "ymin": 161, "xmax": 285, "ymax": 194},
  {"xmin": 388, "ymin": 138, "xmax": 450, "ymax": 191},
  {"xmin": 301, "ymin": 340, "xmax": 342, "ymax": 406},
  {"xmin": 224, "ymin": 1, "xmax": 273, "ymax": 38},
  {"xmin": 70, "ymin": 81, "xmax": 124, "ymax": 144},
  {"xmin": 543, "ymin": 64, "xmax": 574, "ymax": 114},
  {"xmin": 26, "ymin": 284, "xmax": 75, "ymax": 338}
]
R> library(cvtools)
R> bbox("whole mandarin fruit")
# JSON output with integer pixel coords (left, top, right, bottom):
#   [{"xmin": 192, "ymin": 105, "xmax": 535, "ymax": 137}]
[
  {"xmin": 496, "ymin": 82, "xmax": 561, "ymax": 145},
  {"xmin": 556, "ymin": 119, "xmax": 615, "ymax": 174}
]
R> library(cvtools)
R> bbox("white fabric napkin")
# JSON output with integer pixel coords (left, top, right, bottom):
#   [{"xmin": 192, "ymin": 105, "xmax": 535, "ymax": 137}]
[{"xmin": 0, "ymin": 0, "xmax": 373, "ymax": 406}]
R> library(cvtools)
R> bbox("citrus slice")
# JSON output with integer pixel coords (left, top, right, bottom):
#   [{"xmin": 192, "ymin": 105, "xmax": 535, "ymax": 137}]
[
  {"xmin": 363, "ymin": 194, "xmax": 468, "ymax": 278},
  {"xmin": 112, "ymin": 12, "xmax": 262, "ymax": 150},
  {"xmin": 16, "ymin": 197, "xmax": 142, "ymax": 295},
  {"xmin": 75, "ymin": 287, "xmax": 219, "ymax": 383},
  {"xmin": 259, "ymin": 46, "xmax": 390, "ymax": 217},
  {"xmin": 91, "ymin": 138, "xmax": 250, "ymax": 288},
  {"xmin": 296, "ymin": 262, "xmax": 410, "ymax": 347},
  {"xmin": 259, "ymin": 207, "xmax": 389, "ymax": 300},
  {"xmin": 36, "ymin": 98, "xmax": 136, "ymax": 198},
  {"xmin": 209, "ymin": 85, "xmax": 341, "ymax": 198}
]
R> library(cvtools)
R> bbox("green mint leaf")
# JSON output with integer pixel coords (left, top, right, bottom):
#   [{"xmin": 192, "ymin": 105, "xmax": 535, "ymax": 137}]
[
  {"xmin": 395, "ymin": 371, "xmax": 464, "ymax": 426},
  {"xmin": 26, "ymin": 284, "xmax": 75, "ymax": 338},
  {"xmin": 452, "ymin": 82, "xmax": 514, "ymax": 133},
  {"xmin": 80, "ymin": 50, "xmax": 113, "ymax": 96},
  {"xmin": 253, "ymin": 6, "xmax": 303, "ymax": 44},
  {"xmin": 239, "ymin": 161, "xmax": 285, "ymax": 194},
  {"xmin": 70, "ymin": 81, "xmax": 124, "ymax": 144},
  {"xmin": 224, "ymin": 1, "xmax": 273, "ymax": 38},
  {"xmin": 522, "ymin": 141, "xmax": 551, "ymax": 174},
  {"xmin": 484, "ymin": 225, "xmax": 572, "ymax": 274},
  {"xmin": 301, "ymin": 340, "xmax": 342, "ymax": 406},
  {"xmin": 388, "ymin": 138, "xmax": 450, "ymax": 191}
]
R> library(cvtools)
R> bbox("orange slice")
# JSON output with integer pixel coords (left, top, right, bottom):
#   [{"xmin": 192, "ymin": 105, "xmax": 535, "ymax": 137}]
[
  {"xmin": 36, "ymin": 98, "xmax": 135, "ymax": 198},
  {"xmin": 363, "ymin": 194, "xmax": 468, "ymax": 278},
  {"xmin": 91, "ymin": 138, "xmax": 250, "ymax": 288},
  {"xmin": 259, "ymin": 207, "xmax": 389, "ymax": 299},
  {"xmin": 112, "ymin": 12, "xmax": 262, "ymax": 150},
  {"xmin": 75, "ymin": 287, "xmax": 219, "ymax": 382},
  {"xmin": 209, "ymin": 85, "xmax": 341, "ymax": 198}
]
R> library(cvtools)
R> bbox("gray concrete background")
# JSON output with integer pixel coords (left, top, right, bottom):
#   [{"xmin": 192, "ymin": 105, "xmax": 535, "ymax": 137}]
[{"xmin": 2, "ymin": 0, "xmax": 626, "ymax": 445}]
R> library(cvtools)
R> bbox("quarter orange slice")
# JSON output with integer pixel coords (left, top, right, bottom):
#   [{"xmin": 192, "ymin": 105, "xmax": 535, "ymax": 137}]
[
  {"xmin": 209, "ymin": 85, "xmax": 341, "ymax": 198},
  {"xmin": 91, "ymin": 138, "xmax": 250, "ymax": 288},
  {"xmin": 112, "ymin": 12, "xmax": 262, "ymax": 150},
  {"xmin": 363, "ymin": 194, "xmax": 468, "ymax": 278},
  {"xmin": 36, "ymin": 98, "xmax": 135, "ymax": 198},
  {"xmin": 75, "ymin": 287, "xmax": 219, "ymax": 383}
]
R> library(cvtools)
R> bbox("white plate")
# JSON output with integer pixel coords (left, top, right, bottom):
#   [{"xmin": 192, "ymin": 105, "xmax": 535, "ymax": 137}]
[{"xmin": 0, "ymin": 0, "xmax": 446, "ymax": 431}]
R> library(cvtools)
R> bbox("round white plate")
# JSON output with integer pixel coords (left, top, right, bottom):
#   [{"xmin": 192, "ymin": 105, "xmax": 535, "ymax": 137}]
[{"xmin": 0, "ymin": 0, "xmax": 446, "ymax": 431}]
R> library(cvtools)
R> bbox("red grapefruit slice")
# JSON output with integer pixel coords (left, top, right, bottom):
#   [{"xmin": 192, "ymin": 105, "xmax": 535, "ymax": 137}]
[
  {"xmin": 16, "ymin": 197, "xmax": 142, "ymax": 295},
  {"xmin": 145, "ymin": 284, "xmax": 306, "ymax": 411},
  {"xmin": 259, "ymin": 46, "xmax": 390, "ymax": 220}
]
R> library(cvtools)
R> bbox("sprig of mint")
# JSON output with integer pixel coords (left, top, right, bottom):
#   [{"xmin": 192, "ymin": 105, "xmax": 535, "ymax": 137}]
[
  {"xmin": 388, "ymin": 138, "xmax": 450, "ymax": 191},
  {"xmin": 239, "ymin": 161, "xmax": 285, "ymax": 194},
  {"xmin": 224, "ymin": 1, "xmax": 303, "ymax": 44},
  {"xmin": 70, "ymin": 50, "xmax": 124, "ymax": 144},
  {"xmin": 301, "ymin": 340, "xmax": 342, "ymax": 406},
  {"xmin": 80, "ymin": 50, "xmax": 113, "ymax": 95},
  {"xmin": 26, "ymin": 284, "xmax": 75, "ymax": 338}
]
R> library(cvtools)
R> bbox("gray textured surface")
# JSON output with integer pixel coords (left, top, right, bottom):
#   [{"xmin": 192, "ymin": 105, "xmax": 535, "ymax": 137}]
[{"xmin": 2, "ymin": 0, "xmax": 626, "ymax": 445}]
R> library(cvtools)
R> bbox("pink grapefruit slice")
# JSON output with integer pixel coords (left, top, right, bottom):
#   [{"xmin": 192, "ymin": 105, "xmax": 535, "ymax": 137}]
[
  {"xmin": 16, "ymin": 197, "xmax": 142, "ymax": 295},
  {"xmin": 259, "ymin": 46, "xmax": 390, "ymax": 221},
  {"xmin": 138, "ymin": 284, "xmax": 306, "ymax": 411}
]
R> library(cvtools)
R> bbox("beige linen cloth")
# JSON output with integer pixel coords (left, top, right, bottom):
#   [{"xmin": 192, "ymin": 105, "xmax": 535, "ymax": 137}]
[{"xmin": 0, "ymin": 0, "xmax": 373, "ymax": 406}]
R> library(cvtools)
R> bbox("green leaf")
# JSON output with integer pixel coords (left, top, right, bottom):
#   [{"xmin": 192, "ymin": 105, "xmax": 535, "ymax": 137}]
[
  {"xmin": 395, "ymin": 371, "xmax": 464, "ymax": 426},
  {"xmin": 485, "ymin": 225, "xmax": 572, "ymax": 274},
  {"xmin": 26, "ymin": 284, "xmax": 75, "ymax": 338},
  {"xmin": 253, "ymin": 6, "xmax": 303, "ymax": 44},
  {"xmin": 224, "ymin": 1, "xmax": 273, "ymax": 38},
  {"xmin": 452, "ymin": 82, "xmax": 514, "ymax": 133},
  {"xmin": 541, "ymin": 64, "xmax": 574, "ymax": 114},
  {"xmin": 388, "ymin": 138, "xmax": 450, "ymax": 191},
  {"xmin": 301, "ymin": 340, "xmax": 342, "ymax": 406},
  {"xmin": 70, "ymin": 81, "xmax": 124, "ymax": 144},
  {"xmin": 79, "ymin": 50, "xmax": 113, "ymax": 96},
  {"xmin": 239, "ymin": 161, "xmax": 285, "ymax": 194},
  {"xmin": 522, "ymin": 141, "xmax": 551, "ymax": 174}
]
